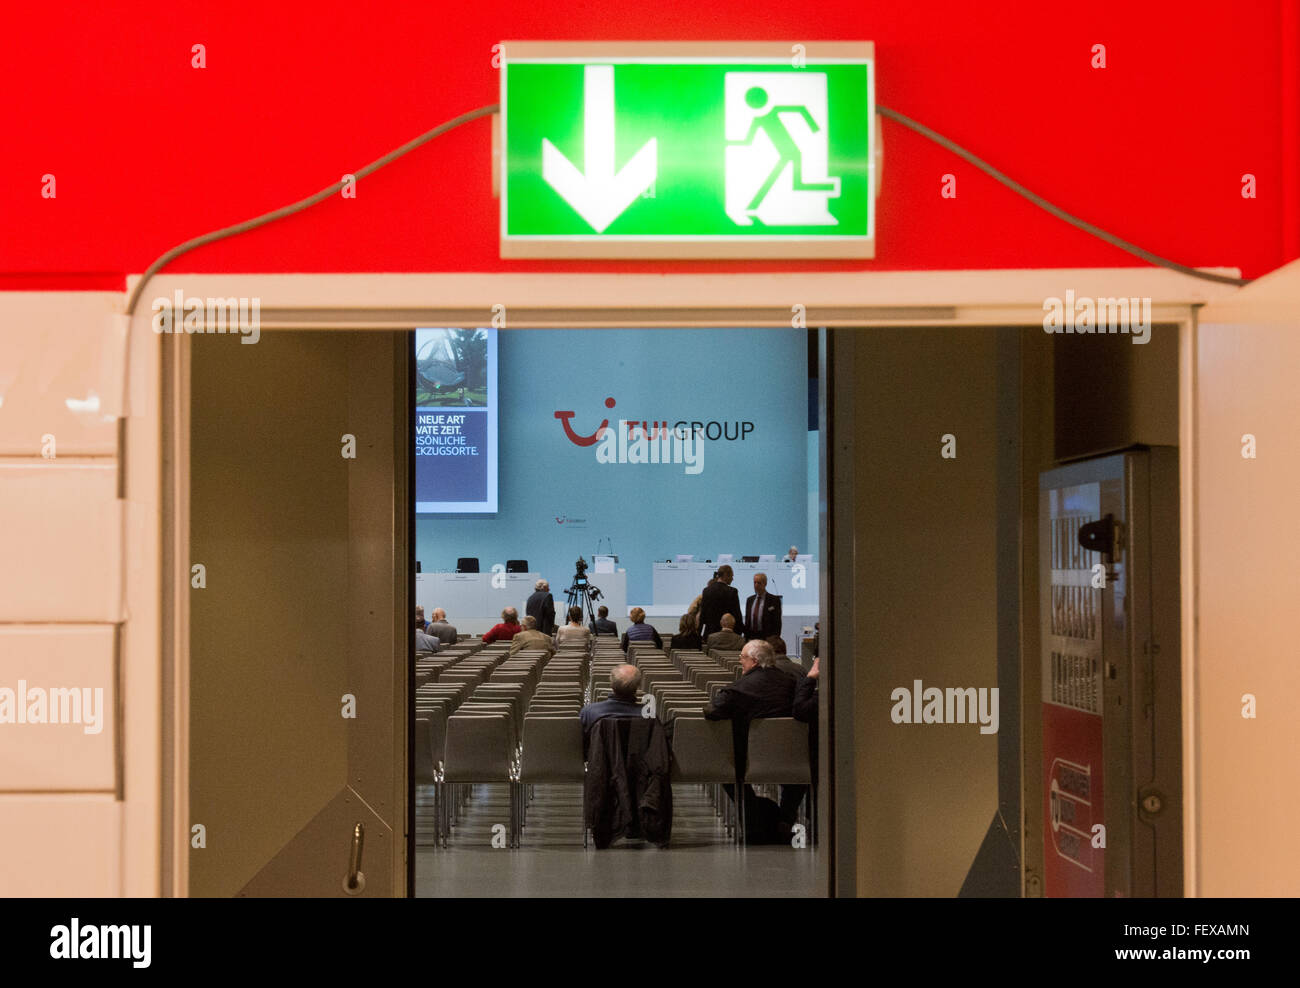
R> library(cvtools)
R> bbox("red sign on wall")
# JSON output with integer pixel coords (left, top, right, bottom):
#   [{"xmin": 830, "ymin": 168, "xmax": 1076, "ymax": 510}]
[{"xmin": 1042, "ymin": 703, "xmax": 1104, "ymax": 897}]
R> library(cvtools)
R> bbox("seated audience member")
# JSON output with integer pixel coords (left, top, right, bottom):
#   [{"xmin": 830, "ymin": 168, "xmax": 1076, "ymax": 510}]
[
  {"xmin": 766, "ymin": 635, "xmax": 807, "ymax": 680},
  {"xmin": 582, "ymin": 665, "xmax": 672, "ymax": 847},
  {"xmin": 704, "ymin": 613, "xmax": 745, "ymax": 653},
  {"xmin": 670, "ymin": 612, "xmax": 702, "ymax": 651},
  {"xmin": 704, "ymin": 639, "xmax": 797, "ymax": 837},
  {"xmin": 579, "ymin": 664, "xmax": 645, "ymax": 745},
  {"xmin": 415, "ymin": 617, "xmax": 440, "ymax": 653},
  {"xmin": 620, "ymin": 607, "xmax": 663, "ymax": 652},
  {"xmin": 482, "ymin": 607, "xmax": 523, "ymax": 644},
  {"xmin": 555, "ymin": 606, "xmax": 593, "ymax": 647},
  {"xmin": 509, "ymin": 615, "xmax": 555, "ymax": 657},
  {"xmin": 414, "ymin": 606, "xmax": 428, "ymax": 632},
  {"xmin": 427, "ymin": 607, "xmax": 458, "ymax": 645},
  {"xmin": 794, "ymin": 655, "xmax": 819, "ymax": 723},
  {"xmin": 592, "ymin": 605, "xmax": 619, "ymax": 636},
  {"xmin": 785, "ymin": 655, "xmax": 820, "ymax": 827},
  {"xmin": 703, "ymin": 639, "xmax": 794, "ymax": 723}
]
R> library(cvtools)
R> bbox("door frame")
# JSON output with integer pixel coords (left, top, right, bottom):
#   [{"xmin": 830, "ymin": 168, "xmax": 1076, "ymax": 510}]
[{"xmin": 145, "ymin": 266, "xmax": 1233, "ymax": 897}]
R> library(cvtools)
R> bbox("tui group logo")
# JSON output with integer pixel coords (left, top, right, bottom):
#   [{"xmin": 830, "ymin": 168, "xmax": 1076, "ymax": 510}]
[{"xmin": 553, "ymin": 396, "xmax": 755, "ymax": 476}]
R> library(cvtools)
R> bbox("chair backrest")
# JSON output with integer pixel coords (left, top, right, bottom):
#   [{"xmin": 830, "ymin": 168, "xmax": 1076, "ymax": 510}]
[
  {"xmin": 506, "ymin": 559, "xmax": 529, "ymax": 573},
  {"xmin": 670, "ymin": 717, "xmax": 736, "ymax": 783},
  {"xmin": 456, "ymin": 701, "xmax": 520, "ymax": 744},
  {"xmin": 455, "ymin": 557, "xmax": 480, "ymax": 573},
  {"xmin": 440, "ymin": 671, "xmax": 489, "ymax": 690},
  {"xmin": 491, "ymin": 669, "xmax": 537, "ymax": 690},
  {"xmin": 414, "ymin": 716, "xmax": 438, "ymax": 783},
  {"xmin": 442, "ymin": 714, "xmax": 514, "ymax": 783},
  {"xmin": 519, "ymin": 716, "xmax": 585, "ymax": 783},
  {"xmin": 743, "ymin": 717, "xmax": 811, "ymax": 784}
]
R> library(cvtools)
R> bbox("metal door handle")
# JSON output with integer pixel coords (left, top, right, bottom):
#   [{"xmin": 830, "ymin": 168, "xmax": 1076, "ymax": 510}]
[{"xmin": 343, "ymin": 821, "xmax": 366, "ymax": 895}]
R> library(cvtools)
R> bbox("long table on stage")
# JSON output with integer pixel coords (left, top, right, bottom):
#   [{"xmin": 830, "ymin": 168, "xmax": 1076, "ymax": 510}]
[
  {"xmin": 416, "ymin": 570, "xmax": 627, "ymax": 635},
  {"xmin": 650, "ymin": 560, "xmax": 818, "ymax": 612}
]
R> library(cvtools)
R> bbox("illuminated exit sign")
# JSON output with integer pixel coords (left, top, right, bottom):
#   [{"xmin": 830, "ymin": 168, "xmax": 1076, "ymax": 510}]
[{"xmin": 498, "ymin": 42, "xmax": 876, "ymax": 259}]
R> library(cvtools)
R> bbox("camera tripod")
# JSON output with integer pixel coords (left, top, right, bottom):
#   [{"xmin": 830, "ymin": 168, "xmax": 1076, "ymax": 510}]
[{"xmin": 563, "ymin": 556, "xmax": 604, "ymax": 631}]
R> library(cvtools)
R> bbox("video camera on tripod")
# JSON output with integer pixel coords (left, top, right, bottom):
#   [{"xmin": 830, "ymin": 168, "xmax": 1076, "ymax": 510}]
[{"xmin": 565, "ymin": 556, "xmax": 604, "ymax": 629}]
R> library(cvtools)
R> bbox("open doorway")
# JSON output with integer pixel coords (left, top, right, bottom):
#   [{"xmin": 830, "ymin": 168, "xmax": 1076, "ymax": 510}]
[{"xmin": 412, "ymin": 326, "xmax": 828, "ymax": 897}]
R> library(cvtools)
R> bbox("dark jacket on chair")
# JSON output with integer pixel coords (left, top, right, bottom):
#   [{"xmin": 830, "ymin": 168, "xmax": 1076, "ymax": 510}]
[{"xmin": 584, "ymin": 716, "xmax": 673, "ymax": 849}]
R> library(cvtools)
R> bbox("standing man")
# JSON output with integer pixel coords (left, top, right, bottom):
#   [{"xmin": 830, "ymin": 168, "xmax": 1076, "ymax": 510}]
[
  {"xmin": 698, "ymin": 564, "xmax": 744, "ymax": 640},
  {"xmin": 744, "ymin": 572, "xmax": 783, "ymax": 641},
  {"xmin": 526, "ymin": 579, "xmax": 556, "ymax": 635}
]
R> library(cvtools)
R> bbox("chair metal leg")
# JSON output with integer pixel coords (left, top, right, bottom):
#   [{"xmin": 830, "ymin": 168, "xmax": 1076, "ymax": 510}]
[
  {"xmin": 737, "ymin": 785, "xmax": 746, "ymax": 847},
  {"xmin": 512, "ymin": 781, "xmax": 521, "ymax": 848},
  {"xmin": 433, "ymin": 782, "xmax": 441, "ymax": 847}
]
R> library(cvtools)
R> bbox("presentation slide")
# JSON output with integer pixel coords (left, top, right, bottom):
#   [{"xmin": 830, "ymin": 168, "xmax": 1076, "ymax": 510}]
[{"xmin": 414, "ymin": 328, "xmax": 498, "ymax": 513}]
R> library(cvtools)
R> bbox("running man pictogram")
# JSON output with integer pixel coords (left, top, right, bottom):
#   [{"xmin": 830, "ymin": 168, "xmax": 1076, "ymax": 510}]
[
  {"xmin": 731, "ymin": 86, "xmax": 838, "ymax": 213},
  {"xmin": 724, "ymin": 72, "xmax": 841, "ymax": 227}
]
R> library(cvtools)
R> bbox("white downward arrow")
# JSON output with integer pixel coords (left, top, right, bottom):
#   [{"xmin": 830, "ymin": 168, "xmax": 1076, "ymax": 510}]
[{"xmin": 542, "ymin": 65, "xmax": 657, "ymax": 233}]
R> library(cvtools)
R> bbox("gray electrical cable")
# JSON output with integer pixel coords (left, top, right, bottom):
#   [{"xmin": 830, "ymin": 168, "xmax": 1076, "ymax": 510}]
[
  {"xmin": 124, "ymin": 102, "xmax": 500, "ymax": 316},
  {"xmin": 876, "ymin": 104, "xmax": 1250, "ymax": 287},
  {"xmin": 124, "ymin": 97, "xmax": 1248, "ymax": 318}
]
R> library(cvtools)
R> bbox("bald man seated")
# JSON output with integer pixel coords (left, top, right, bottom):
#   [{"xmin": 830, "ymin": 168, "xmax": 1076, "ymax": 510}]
[
  {"xmin": 426, "ymin": 607, "xmax": 458, "ymax": 645},
  {"xmin": 704, "ymin": 613, "xmax": 745, "ymax": 652},
  {"xmin": 579, "ymin": 664, "xmax": 645, "ymax": 746}
]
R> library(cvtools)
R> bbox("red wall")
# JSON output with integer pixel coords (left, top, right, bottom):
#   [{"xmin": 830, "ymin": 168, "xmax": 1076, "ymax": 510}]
[{"xmin": 3, "ymin": 0, "xmax": 1296, "ymax": 290}]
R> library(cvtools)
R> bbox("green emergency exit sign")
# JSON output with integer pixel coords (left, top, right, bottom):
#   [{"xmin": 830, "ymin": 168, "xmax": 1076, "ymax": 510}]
[{"xmin": 499, "ymin": 42, "xmax": 876, "ymax": 258}]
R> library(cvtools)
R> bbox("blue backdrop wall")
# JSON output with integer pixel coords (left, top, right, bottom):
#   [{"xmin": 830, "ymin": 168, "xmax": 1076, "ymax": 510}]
[{"xmin": 416, "ymin": 328, "xmax": 811, "ymax": 604}]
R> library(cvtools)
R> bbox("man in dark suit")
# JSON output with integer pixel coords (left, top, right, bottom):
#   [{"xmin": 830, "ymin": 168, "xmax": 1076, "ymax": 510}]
[
  {"xmin": 591, "ymin": 604, "xmax": 619, "ymax": 636},
  {"xmin": 698, "ymin": 564, "xmax": 744, "ymax": 639},
  {"xmin": 703, "ymin": 639, "xmax": 794, "ymax": 723},
  {"xmin": 525, "ymin": 579, "xmax": 556, "ymax": 635},
  {"xmin": 744, "ymin": 571, "xmax": 782, "ymax": 641},
  {"xmin": 704, "ymin": 639, "xmax": 796, "ymax": 840}
]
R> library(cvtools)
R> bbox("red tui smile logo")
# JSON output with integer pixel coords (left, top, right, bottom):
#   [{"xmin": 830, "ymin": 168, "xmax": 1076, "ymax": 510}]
[{"xmin": 554, "ymin": 396, "xmax": 616, "ymax": 446}]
